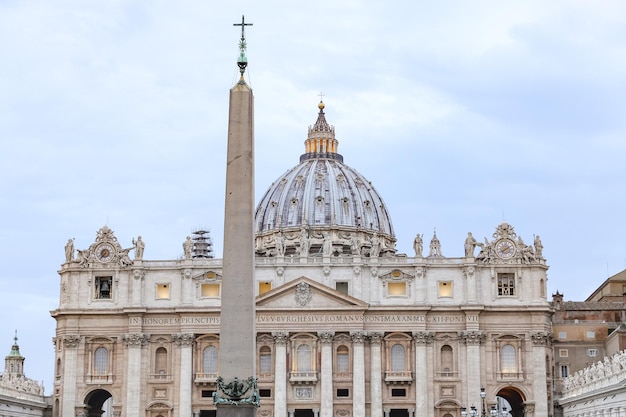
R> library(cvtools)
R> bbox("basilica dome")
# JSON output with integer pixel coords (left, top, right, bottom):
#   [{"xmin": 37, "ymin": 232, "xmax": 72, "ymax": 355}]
[{"xmin": 254, "ymin": 102, "xmax": 395, "ymax": 257}]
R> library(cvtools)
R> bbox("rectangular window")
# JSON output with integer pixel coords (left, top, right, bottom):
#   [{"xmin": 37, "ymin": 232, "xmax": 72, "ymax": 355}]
[
  {"xmin": 438, "ymin": 281, "xmax": 453, "ymax": 297},
  {"xmin": 336, "ymin": 388, "xmax": 350, "ymax": 397},
  {"xmin": 95, "ymin": 277, "xmax": 112, "ymax": 299},
  {"xmin": 335, "ymin": 282, "xmax": 349, "ymax": 295},
  {"xmin": 259, "ymin": 389, "xmax": 271, "ymax": 398},
  {"xmin": 587, "ymin": 349, "xmax": 598, "ymax": 357},
  {"xmin": 558, "ymin": 331, "xmax": 567, "ymax": 339},
  {"xmin": 586, "ymin": 330, "xmax": 595, "ymax": 339},
  {"xmin": 391, "ymin": 388, "xmax": 406, "ymax": 397},
  {"xmin": 259, "ymin": 281, "xmax": 272, "ymax": 295},
  {"xmin": 387, "ymin": 282, "xmax": 407, "ymax": 296},
  {"xmin": 560, "ymin": 365, "xmax": 569, "ymax": 378},
  {"xmin": 201, "ymin": 390, "xmax": 215, "ymax": 398},
  {"xmin": 201, "ymin": 283, "xmax": 221, "ymax": 298},
  {"xmin": 497, "ymin": 273, "xmax": 515, "ymax": 296},
  {"xmin": 559, "ymin": 349, "xmax": 568, "ymax": 358},
  {"xmin": 156, "ymin": 283, "xmax": 170, "ymax": 299}
]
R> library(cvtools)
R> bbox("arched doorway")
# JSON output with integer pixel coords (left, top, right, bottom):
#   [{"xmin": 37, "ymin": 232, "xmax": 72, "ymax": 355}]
[
  {"xmin": 495, "ymin": 386, "xmax": 525, "ymax": 417},
  {"xmin": 83, "ymin": 388, "xmax": 113, "ymax": 417}
]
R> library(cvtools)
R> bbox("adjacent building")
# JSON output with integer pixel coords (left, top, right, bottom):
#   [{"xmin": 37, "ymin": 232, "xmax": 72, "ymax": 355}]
[{"xmin": 0, "ymin": 333, "xmax": 51, "ymax": 417}]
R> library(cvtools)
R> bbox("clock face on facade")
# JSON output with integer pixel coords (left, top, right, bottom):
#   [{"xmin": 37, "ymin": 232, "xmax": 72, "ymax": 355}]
[
  {"xmin": 495, "ymin": 239, "xmax": 516, "ymax": 259},
  {"xmin": 96, "ymin": 243, "xmax": 115, "ymax": 262}
]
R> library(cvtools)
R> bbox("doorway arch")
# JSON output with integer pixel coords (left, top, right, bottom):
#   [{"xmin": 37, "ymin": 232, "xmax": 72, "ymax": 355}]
[
  {"xmin": 83, "ymin": 388, "xmax": 112, "ymax": 417},
  {"xmin": 495, "ymin": 386, "xmax": 526, "ymax": 417}
]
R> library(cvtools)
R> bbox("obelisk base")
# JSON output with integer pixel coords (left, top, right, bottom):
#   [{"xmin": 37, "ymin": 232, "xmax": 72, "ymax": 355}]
[{"xmin": 216, "ymin": 404, "xmax": 257, "ymax": 417}]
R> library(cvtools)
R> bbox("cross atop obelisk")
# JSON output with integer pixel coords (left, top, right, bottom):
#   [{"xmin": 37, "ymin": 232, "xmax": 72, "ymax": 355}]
[
  {"xmin": 214, "ymin": 15, "xmax": 258, "ymax": 417},
  {"xmin": 234, "ymin": 15, "xmax": 253, "ymax": 78}
]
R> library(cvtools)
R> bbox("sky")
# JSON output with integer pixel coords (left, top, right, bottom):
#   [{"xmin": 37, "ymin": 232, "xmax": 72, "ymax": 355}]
[{"xmin": 1, "ymin": 0, "xmax": 626, "ymax": 393}]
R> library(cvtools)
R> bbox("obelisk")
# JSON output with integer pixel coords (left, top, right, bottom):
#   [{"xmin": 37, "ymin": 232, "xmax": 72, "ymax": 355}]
[{"xmin": 215, "ymin": 15, "xmax": 258, "ymax": 417}]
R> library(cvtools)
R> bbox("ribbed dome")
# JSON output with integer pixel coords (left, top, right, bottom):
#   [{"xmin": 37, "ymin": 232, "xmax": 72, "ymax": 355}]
[{"xmin": 254, "ymin": 102, "xmax": 395, "ymax": 258}]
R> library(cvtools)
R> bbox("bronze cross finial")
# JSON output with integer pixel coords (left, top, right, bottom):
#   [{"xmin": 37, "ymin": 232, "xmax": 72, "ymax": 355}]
[{"xmin": 234, "ymin": 15, "xmax": 253, "ymax": 40}]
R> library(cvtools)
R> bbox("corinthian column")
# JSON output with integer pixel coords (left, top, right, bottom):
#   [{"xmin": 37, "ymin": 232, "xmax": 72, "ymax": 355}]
[
  {"xmin": 460, "ymin": 331, "xmax": 484, "ymax": 409},
  {"xmin": 273, "ymin": 332, "xmax": 289, "ymax": 417},
  {"xmin": 413, "ymin": 331, "xmax": 433, "ymax": 416},
  {"xmin": 351, "ymin": 331, "xmax": 366, "ymax": 417},
  {"xmin": 60, "ymin": 335, "xmax": 80, "ymax": 417},
  {"xmin": 531, "ymin": 332, "xmax": 550, "ymax": 417},
  {"xmin": 175, "ymin": 333, "xmax": 194, "ymax": 417},
  {"xmin": 319, "ymin": 331, "xmax": 334, "ymax": 417},
  {"xmin": 369, "ymin": 333, "xmax": 383, "ymax": 417},
  {"xmin": 123, "ymin": 333, "xmax": 148, "ymax": 417}
]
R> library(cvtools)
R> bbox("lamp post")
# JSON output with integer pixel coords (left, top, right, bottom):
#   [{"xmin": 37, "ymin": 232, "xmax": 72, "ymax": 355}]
[
  {"xmin": 490, "ymin": 405, "xmax": 508, "ymax": 417},
  {"xmin": 480, "ymin": 387, "xmax": 487, "ymax": 417},
  {"xmin": 461, "ymin": 406, "xmax": 478, "ymax": 417}
]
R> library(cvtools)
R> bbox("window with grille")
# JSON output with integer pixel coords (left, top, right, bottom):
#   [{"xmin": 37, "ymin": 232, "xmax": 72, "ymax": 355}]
[
  {"xmin": 259, "ymin": 346, "xmax": 272, "ymax": 373},
  {"xmin": 297, "ymin": 344, "xmax": 312, "ymax": 372},
  {"xmin": 497, "ymin": 273, "xmax": 515, "ymax": 296},
  {"xmin": 155, "ymin": 347, "xmax": 167, "ymax": 376},
  {"xmin": 203, "ymin": 346, "xmax": 218, "ymax": 374},
  {"xmin": 440, "ymin": 345, "xmax": 453, "ymax": 375},
  {"xmin": 94, "ymin": 347, "xmax": 108, "ymax": 375},
  {"xmin": 501, "ymin": 344, "xmax": 516, "ymax": 373},
  {"xmin": 336, "ymin": 346, "xmax": 349, "ymax": 373},
  {"xmin": 391, "ymin": 344, "xmax": 405, "ymax": 372}
]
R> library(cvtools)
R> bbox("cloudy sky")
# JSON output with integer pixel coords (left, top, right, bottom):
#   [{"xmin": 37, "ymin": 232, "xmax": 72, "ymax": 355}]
[{"xmin": 2, "ymin": 1, "xmax": 626, "ymax": 392}]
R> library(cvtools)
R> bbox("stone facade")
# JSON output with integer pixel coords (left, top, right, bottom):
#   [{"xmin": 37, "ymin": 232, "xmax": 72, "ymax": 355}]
[
  {"xmin": 52, "ymin": 224, "xmax": 551, "ymax": 417},
  {"xmin": 52, "ymin": 100, "xmax": 552, "ymax": 417}
]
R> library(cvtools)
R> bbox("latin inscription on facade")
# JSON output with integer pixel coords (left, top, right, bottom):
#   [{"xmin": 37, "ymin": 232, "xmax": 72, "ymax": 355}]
[{"xmin": 129, "ymin": 314, "xmax": 479, "ymax": 326}]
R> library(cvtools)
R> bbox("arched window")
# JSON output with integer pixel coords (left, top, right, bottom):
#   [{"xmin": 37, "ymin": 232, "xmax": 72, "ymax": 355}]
[
  {"xmin": 203, "ymin": 346, "xmax": 218, "ymax": 375},
  {"xmin": 94, "ymin": 347, "xmax": 108, "ymax": 375},
  {"xmin": 336, "ymin": 345, "xmax": 349, "ymax": 373},
  {"xmin": 391, "ymin": 344, "xmax": 405, "ymax": 372},
  {"xmin": 259, "ymin": 346, "xmax": 272, "ymax": 374},
  {"xmin": 297, "ymin": 344, "xmax": 312, "ymax": 372},
  {"xmin": 501, "ymin": 344, "xmax": 516, "ymax": 373},
  {"xmin": 440, "ymin": 345, "xmax": 453, "ymax": 375},
  {"xmin": 155, "ymin": 347, "xmax": 167, "ymax": 376}
]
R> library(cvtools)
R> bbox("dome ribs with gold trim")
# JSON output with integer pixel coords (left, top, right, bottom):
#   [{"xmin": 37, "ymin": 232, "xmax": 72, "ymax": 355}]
[{"xmin": 255, "ymin": 102, "xmax": 395, "ymax": 258}]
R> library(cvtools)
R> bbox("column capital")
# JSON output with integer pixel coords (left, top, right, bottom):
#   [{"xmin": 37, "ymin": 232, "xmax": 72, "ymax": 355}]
[
  {"xmin": 273, "ymin": 331, "xmax": 289, "ymax": 345},
  {"xmin": 459, "ymin": 330, "xmax": 485, "ymax": 345},
  {"xmin": 369, "ymin": 332, "xmax": 384, "ymax": 345},
  {"xmin": 351, "ymin": 331, "xmax": 367, "ymax": 345},
  {"xmin": 133, "ymin": 269, "xmax": 145, "ymax": 280},
  {"xmin": 318, "ymin": 331, "xmax": 335, "ymax": 344},
  {"xmin": 123, "ymin": 333, "xmax": 149, "ymax": 347},
  {"xmin": 412, "ymin": 331, "xmax": 434, "ymax": 344},
  {"xmin": 62, "ymin": 335, "xmax": 81, "ymax": 348},
  {"xmin": 173, "ymin": 333, "xmax": 194, "ymax": 346},
  {"xmin": 531, "ymin": 331, "xmax": 551, "ymax": 345}
]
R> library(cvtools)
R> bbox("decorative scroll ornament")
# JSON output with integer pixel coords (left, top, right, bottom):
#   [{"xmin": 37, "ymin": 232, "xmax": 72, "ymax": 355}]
[
  {"xmin": 295, "ymin": 282, "xmax": 312, "ymax": 306},
  {"xmin": 213, "ymin": 376, "xmax": 260, "ymax": 407}
]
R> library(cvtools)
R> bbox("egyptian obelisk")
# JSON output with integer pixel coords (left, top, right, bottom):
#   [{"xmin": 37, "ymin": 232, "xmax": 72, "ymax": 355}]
[{"xmin": 215, "ymin": 15, "xmax": 258, "ymax": 417}]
